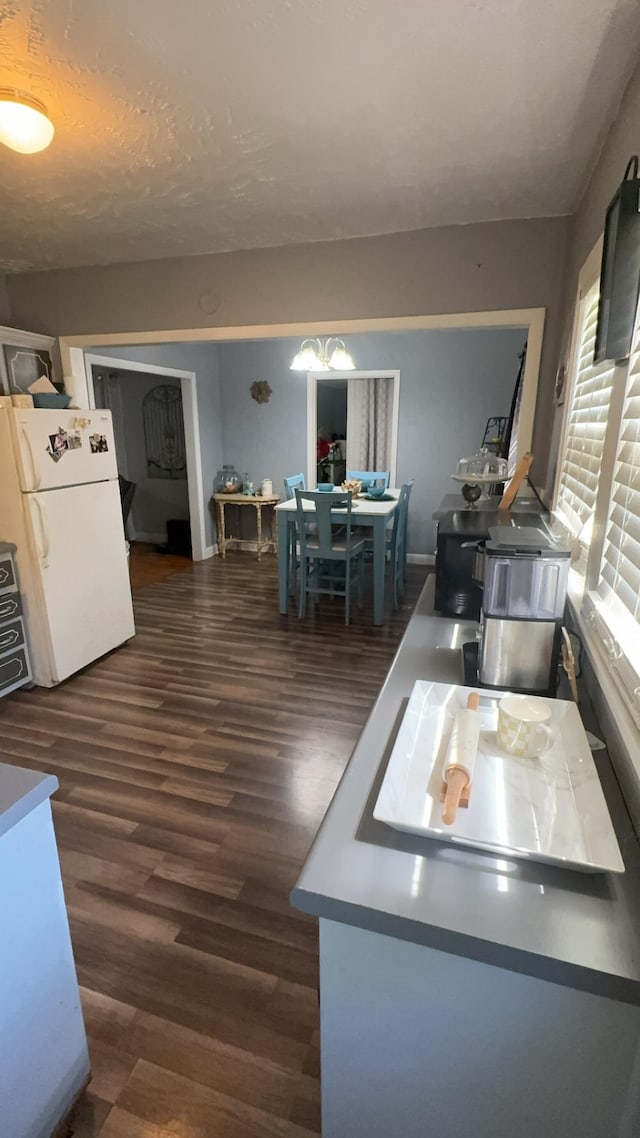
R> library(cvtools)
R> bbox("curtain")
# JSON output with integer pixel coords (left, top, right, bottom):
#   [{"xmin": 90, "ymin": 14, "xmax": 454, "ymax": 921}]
[{"xmin": 346, "ymin": 377, "xmax": 394, "ymax": 472}]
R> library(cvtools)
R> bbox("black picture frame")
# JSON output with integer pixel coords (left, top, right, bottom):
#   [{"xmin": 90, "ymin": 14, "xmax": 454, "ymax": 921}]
[
  {"xmin": 2, "ymin": 344, "xmax": 53, "ymax": 396},
  {"xmin": 594, "ymin": 156, "xmax": 640, "ymax": 364}
]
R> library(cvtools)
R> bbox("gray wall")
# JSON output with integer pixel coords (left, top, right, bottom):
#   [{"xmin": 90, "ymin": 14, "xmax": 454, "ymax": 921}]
[
  {"xmin": 217, "ymin": 327, "xmax": 526, "ymax": 553},
  {"xmin": 6, "ymin": 216, "xmax": 569, "ymax": 487},
  {"xmin": 566, "ymin": 58, "xmax": 640, "ymax": 313},
  {"xmin": 92, "ymin": 344, "xmax": 222, "ymax": 549},
  {"xmin": 101, "ymin": 371, "xmax": 189, "ymax": 541},
  {"xmin": 0, "ymin": 275, "xmax": 11, "ymax": 324}
]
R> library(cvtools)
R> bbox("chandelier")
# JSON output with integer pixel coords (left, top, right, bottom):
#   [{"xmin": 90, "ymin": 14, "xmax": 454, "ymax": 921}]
[{"xmin": 290, "ymin": 337, "xmax": 355, "ymax": 372}]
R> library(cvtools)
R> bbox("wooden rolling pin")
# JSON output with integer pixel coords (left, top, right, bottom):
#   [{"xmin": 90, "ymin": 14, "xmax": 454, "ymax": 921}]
[
  {"xmin": 442, "ymin": 692, "xmax": 480, "ymax": 826},
  {"xmin": 498, "ymin": 452, "xmax": 534, "ymax": 511}
]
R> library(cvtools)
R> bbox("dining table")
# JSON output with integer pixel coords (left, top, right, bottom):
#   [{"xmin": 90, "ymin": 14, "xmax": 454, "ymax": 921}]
[{"xmin": 275, "ymin": 489, "xmax": 400, "ymax": 625}]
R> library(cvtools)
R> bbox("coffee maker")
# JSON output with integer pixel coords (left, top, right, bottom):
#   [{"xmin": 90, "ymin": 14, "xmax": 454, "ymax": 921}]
[{"xmin": 463, "ymin": 526, "xmax": 571, "ymax": 696}]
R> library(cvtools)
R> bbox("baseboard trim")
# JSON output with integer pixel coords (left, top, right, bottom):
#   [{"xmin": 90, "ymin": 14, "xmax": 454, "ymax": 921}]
[
  {"xmin": 407, "ymin": 553, "xmax": 435, "ymax": 566},
  {"xmin": 220, "ymin": 538, "xmax": 278, "ymax": 555}
]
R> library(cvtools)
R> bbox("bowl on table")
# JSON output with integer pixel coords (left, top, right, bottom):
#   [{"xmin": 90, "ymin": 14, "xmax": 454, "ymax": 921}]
[
  {"xmin": 368, "ymin": 484, "xmax": 386, "ymax": 499},
  {"xmin": 317, "ymin": 483, "xmax": 334, "ymax": 492}
]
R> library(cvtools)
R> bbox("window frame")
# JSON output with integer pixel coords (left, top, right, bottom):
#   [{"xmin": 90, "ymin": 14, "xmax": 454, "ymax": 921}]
[{"xmin": 555, "ymin": 238, "xmax": 640, "ymax": 786}]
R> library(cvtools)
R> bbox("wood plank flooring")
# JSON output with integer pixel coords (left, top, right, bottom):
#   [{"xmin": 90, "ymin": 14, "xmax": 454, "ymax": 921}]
[
  {"xmin": 0, "ymin": 553, "xmax": 427, "ymax": 1137},
  {"xmin": 128, "ymin": 541, "xmax": 193, "ymax": 591}
]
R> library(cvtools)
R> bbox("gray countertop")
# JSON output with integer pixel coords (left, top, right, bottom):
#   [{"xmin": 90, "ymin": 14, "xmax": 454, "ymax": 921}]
[
  {"xmin": 433, "ymin": 493, "xmax": 547, "ymax": 520},
  {"xmin": 0, "ymin": 761, "xmax": 58, "ymax": 839},
  {"xmin": 291, "ymin": 579, "xmax": 640, "ymax": 1005}
]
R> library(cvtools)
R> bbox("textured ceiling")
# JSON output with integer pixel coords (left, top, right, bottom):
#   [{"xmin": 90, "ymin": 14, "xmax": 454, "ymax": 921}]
[{"xmin": 0, "ymin": 0, "xmax": 639, "ymax": 272}]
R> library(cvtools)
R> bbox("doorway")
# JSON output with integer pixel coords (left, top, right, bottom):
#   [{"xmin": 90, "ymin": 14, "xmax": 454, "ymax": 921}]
[{"xmin": 85, "ymin": 352, "xmax": 206, "ymax": 563}]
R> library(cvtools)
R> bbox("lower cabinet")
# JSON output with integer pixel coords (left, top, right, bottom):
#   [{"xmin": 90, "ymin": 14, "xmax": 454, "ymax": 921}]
[{"xmin": 0, "ymin": 545, "xmax": 32, "ymax": 698}]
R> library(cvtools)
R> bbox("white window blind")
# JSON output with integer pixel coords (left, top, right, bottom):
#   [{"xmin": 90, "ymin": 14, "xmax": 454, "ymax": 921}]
[
  {"xmin": 599, "ymin": 323, "xmax": 640, "ymax": 633},
  {"xmin": 586, "ymin": 306, "xmax": 640, "ymax": 731},
  {"xmin": 555, "ymin": 286, "xmax": 616, "ymax": 544}
]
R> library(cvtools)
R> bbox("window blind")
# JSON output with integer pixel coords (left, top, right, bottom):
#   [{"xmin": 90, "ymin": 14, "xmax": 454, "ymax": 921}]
[
  {"xmin": 599, "ymin": 322, "xmax": 640, "ymax": 627},
  {"xmin": 555, "ymin": 287, "xmax": 616, "ymax": 543}
]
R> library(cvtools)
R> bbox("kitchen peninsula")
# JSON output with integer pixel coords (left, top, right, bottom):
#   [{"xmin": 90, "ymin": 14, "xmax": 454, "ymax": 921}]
[
  {"xmin": 0, "ymin": 762, "xmax": 89, "ymax": 1138},
  {"xmin": 291, "ymin": 579, "xmax": 640, "ymax": 1138}
]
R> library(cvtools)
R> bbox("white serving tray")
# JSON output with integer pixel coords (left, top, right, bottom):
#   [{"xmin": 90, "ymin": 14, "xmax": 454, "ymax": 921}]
[{"xmin": 373, "ymin": 681, "xmax": 624, "ymax": 874}]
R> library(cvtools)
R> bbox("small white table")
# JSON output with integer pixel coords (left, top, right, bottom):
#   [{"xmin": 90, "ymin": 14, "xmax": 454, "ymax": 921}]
[
  {"xmin": 275, "ymin": 490, "xmax": 400, "ymax": 625},
  {"xmin": 213, "ymin": 493, "xmax": 280, "ymax": 561}
]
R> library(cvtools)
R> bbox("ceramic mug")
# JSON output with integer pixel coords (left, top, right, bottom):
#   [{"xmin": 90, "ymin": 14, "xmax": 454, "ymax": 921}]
[{"xmin": 497, "ymin": 695, "xmax": 554, "ymax": 759}]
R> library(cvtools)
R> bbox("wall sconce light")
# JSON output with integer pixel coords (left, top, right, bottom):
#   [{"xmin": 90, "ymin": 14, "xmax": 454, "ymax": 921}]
[
  {"xmin": 0, "ymin": 89, "xmax": 55, "ymax": 154},
  {"xmin": 290, "ymin": 337, "xmax": 355, "ymax": 371}
]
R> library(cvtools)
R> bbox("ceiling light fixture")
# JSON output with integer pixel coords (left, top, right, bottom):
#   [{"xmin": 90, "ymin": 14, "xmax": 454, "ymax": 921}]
[
  {"xmin": 0, "ymin": 89, "xmax": 55, "ymax": 154},
  {"xmin": 290, "ymin": 337, "xmax": 355, "ymax": 372}
]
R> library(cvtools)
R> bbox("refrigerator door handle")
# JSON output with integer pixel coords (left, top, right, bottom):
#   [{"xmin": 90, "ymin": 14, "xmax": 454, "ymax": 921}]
[
  {"xmin": 21, "ymin": 427, "xmax": 41, "ymax": 491},
  {"xmin": 33, "ymin": 498, "xmax": 50, "ymax": 568}
]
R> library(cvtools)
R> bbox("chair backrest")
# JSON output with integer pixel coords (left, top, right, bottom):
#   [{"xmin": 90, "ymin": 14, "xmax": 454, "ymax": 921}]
[
  {"xmin": 346, "ymin": 469, "xmax": 390, "ymax": 490},
  {"xmin": 391, "ymin": 480, "xmax": 414, "ymax": 562},
  {"xmin": 284, "ymin": 473, "xmax": 306, "ymax": 500},
  {"xmin": 295, "ymin": 489, "xmax": 354, "ymax": 556}
]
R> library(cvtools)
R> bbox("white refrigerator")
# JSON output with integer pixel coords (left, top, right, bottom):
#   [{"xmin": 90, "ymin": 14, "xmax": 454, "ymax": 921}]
[{"xmin": 0, "ymin": 406, "xmax": 135, "ymax": 686}]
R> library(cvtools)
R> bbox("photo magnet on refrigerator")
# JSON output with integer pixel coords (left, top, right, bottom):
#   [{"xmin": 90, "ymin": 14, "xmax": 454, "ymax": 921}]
[{"xmin": 47, "ymin": 428, "xmax": 70, "ymax": 462}]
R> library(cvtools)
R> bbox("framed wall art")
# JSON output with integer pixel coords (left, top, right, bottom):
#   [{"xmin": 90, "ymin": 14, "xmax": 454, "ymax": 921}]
[{"xmin": 2, "ymin": 343, "xmax": 53, "ymax": 396}]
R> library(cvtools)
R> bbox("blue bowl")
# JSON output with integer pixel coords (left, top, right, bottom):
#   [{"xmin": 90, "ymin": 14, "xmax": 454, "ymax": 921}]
[
  {"xmin": 368, "ymin": 484, "xmax": 386, "ymax": 498},
  {"xmin": 317, "ymin": 483, "xmax": 334, "ymax": 492},
  {"xmin": 31, "ymin": 393, "xmax": 71, "ymax": 409}
]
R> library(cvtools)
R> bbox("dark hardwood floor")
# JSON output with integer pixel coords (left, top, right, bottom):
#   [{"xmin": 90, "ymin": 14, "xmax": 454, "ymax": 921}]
[
  {"xmin": 1, "ymin": 553, "xmax": 427, "ymax": 1137},
  {"xmin": 128, "ymin": 540, "xmax": 193, "ymax": 591}
]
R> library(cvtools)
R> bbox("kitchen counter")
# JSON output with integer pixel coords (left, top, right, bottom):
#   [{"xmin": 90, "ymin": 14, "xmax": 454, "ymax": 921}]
[
  {"xmin": 291, "ymin": 580, "xmax": 640, "ymax": 1136},
  {"xmin": 292, "ymin": 577, "xmax": 640, "ymax": 1002},
  {"xmin": 432, "ymin": 491, "xmax": 549, "ymax": 519},
  {"xmin": 0, "ymin": 760, "xmax": 90, "ymax": 1138},
  {"xmin": 0, "ymin": 761, "xmax": 57, "ymax": 838}
]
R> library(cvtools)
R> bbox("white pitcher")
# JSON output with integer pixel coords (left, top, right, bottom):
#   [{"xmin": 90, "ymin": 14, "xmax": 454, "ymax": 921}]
[{"xmin": 261, "ymin": 478, "xmax": 273, "ymax": 496}]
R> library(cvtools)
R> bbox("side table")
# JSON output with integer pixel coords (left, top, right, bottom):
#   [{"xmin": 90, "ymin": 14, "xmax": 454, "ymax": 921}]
[{"xmin": 213, "ymin": 493, "xmax": 280, "ymax": 561}]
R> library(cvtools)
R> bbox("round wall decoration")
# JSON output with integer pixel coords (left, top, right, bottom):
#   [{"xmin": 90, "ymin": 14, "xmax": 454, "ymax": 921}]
[{"xmin": 250, "ymin": 380, "xmax": 272, "ymax": 404}]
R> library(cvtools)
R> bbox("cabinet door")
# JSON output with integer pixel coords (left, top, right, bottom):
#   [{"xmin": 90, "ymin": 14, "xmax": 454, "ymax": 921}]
[
  {"xmin": 0, "ymin": 553, "xmax": 16, "ymax": 593},
  {"xmin": 0, "ymin": 646, "xmax": 30, "ymax": 695}
]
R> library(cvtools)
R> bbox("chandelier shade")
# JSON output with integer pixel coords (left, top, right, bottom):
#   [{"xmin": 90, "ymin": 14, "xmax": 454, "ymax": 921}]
[{"xmin": 290, "ymin": 337, "xmax": 355, "ymax": 372}]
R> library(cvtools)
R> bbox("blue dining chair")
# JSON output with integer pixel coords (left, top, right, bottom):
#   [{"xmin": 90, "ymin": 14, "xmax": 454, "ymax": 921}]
[
  {"xmin": 390, "ymin": 480, "xmax": 414, "ymax": 608},
  {"xmin": 283, "ymin": 474, "xmax": 306, "ymax": 592},
  {"xmin": 295, "ymin": 489, "xmax": 366, "ymax": 625},
  {"xmin": 283, "ymin": 473, "xmax": 306, "ymax": 500},
  {"xmin": 346, "ymin": 469, "xmax": 391, "ymax": 492}
]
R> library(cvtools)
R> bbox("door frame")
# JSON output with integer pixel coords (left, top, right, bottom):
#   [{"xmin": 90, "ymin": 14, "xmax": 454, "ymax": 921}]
[
  {"xmin": 307, "ymin": 370, "xmax": 400, "ymax": 489},
  {"xmin": 84, "ymin": 352, "xmax": 206, "ymax": 561}
]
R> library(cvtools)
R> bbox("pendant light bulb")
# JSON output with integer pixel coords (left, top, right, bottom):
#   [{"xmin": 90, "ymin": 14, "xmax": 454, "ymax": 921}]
[{"xmin": 0, "ymin": 90, "xmax": 54, "ymax": 154}]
